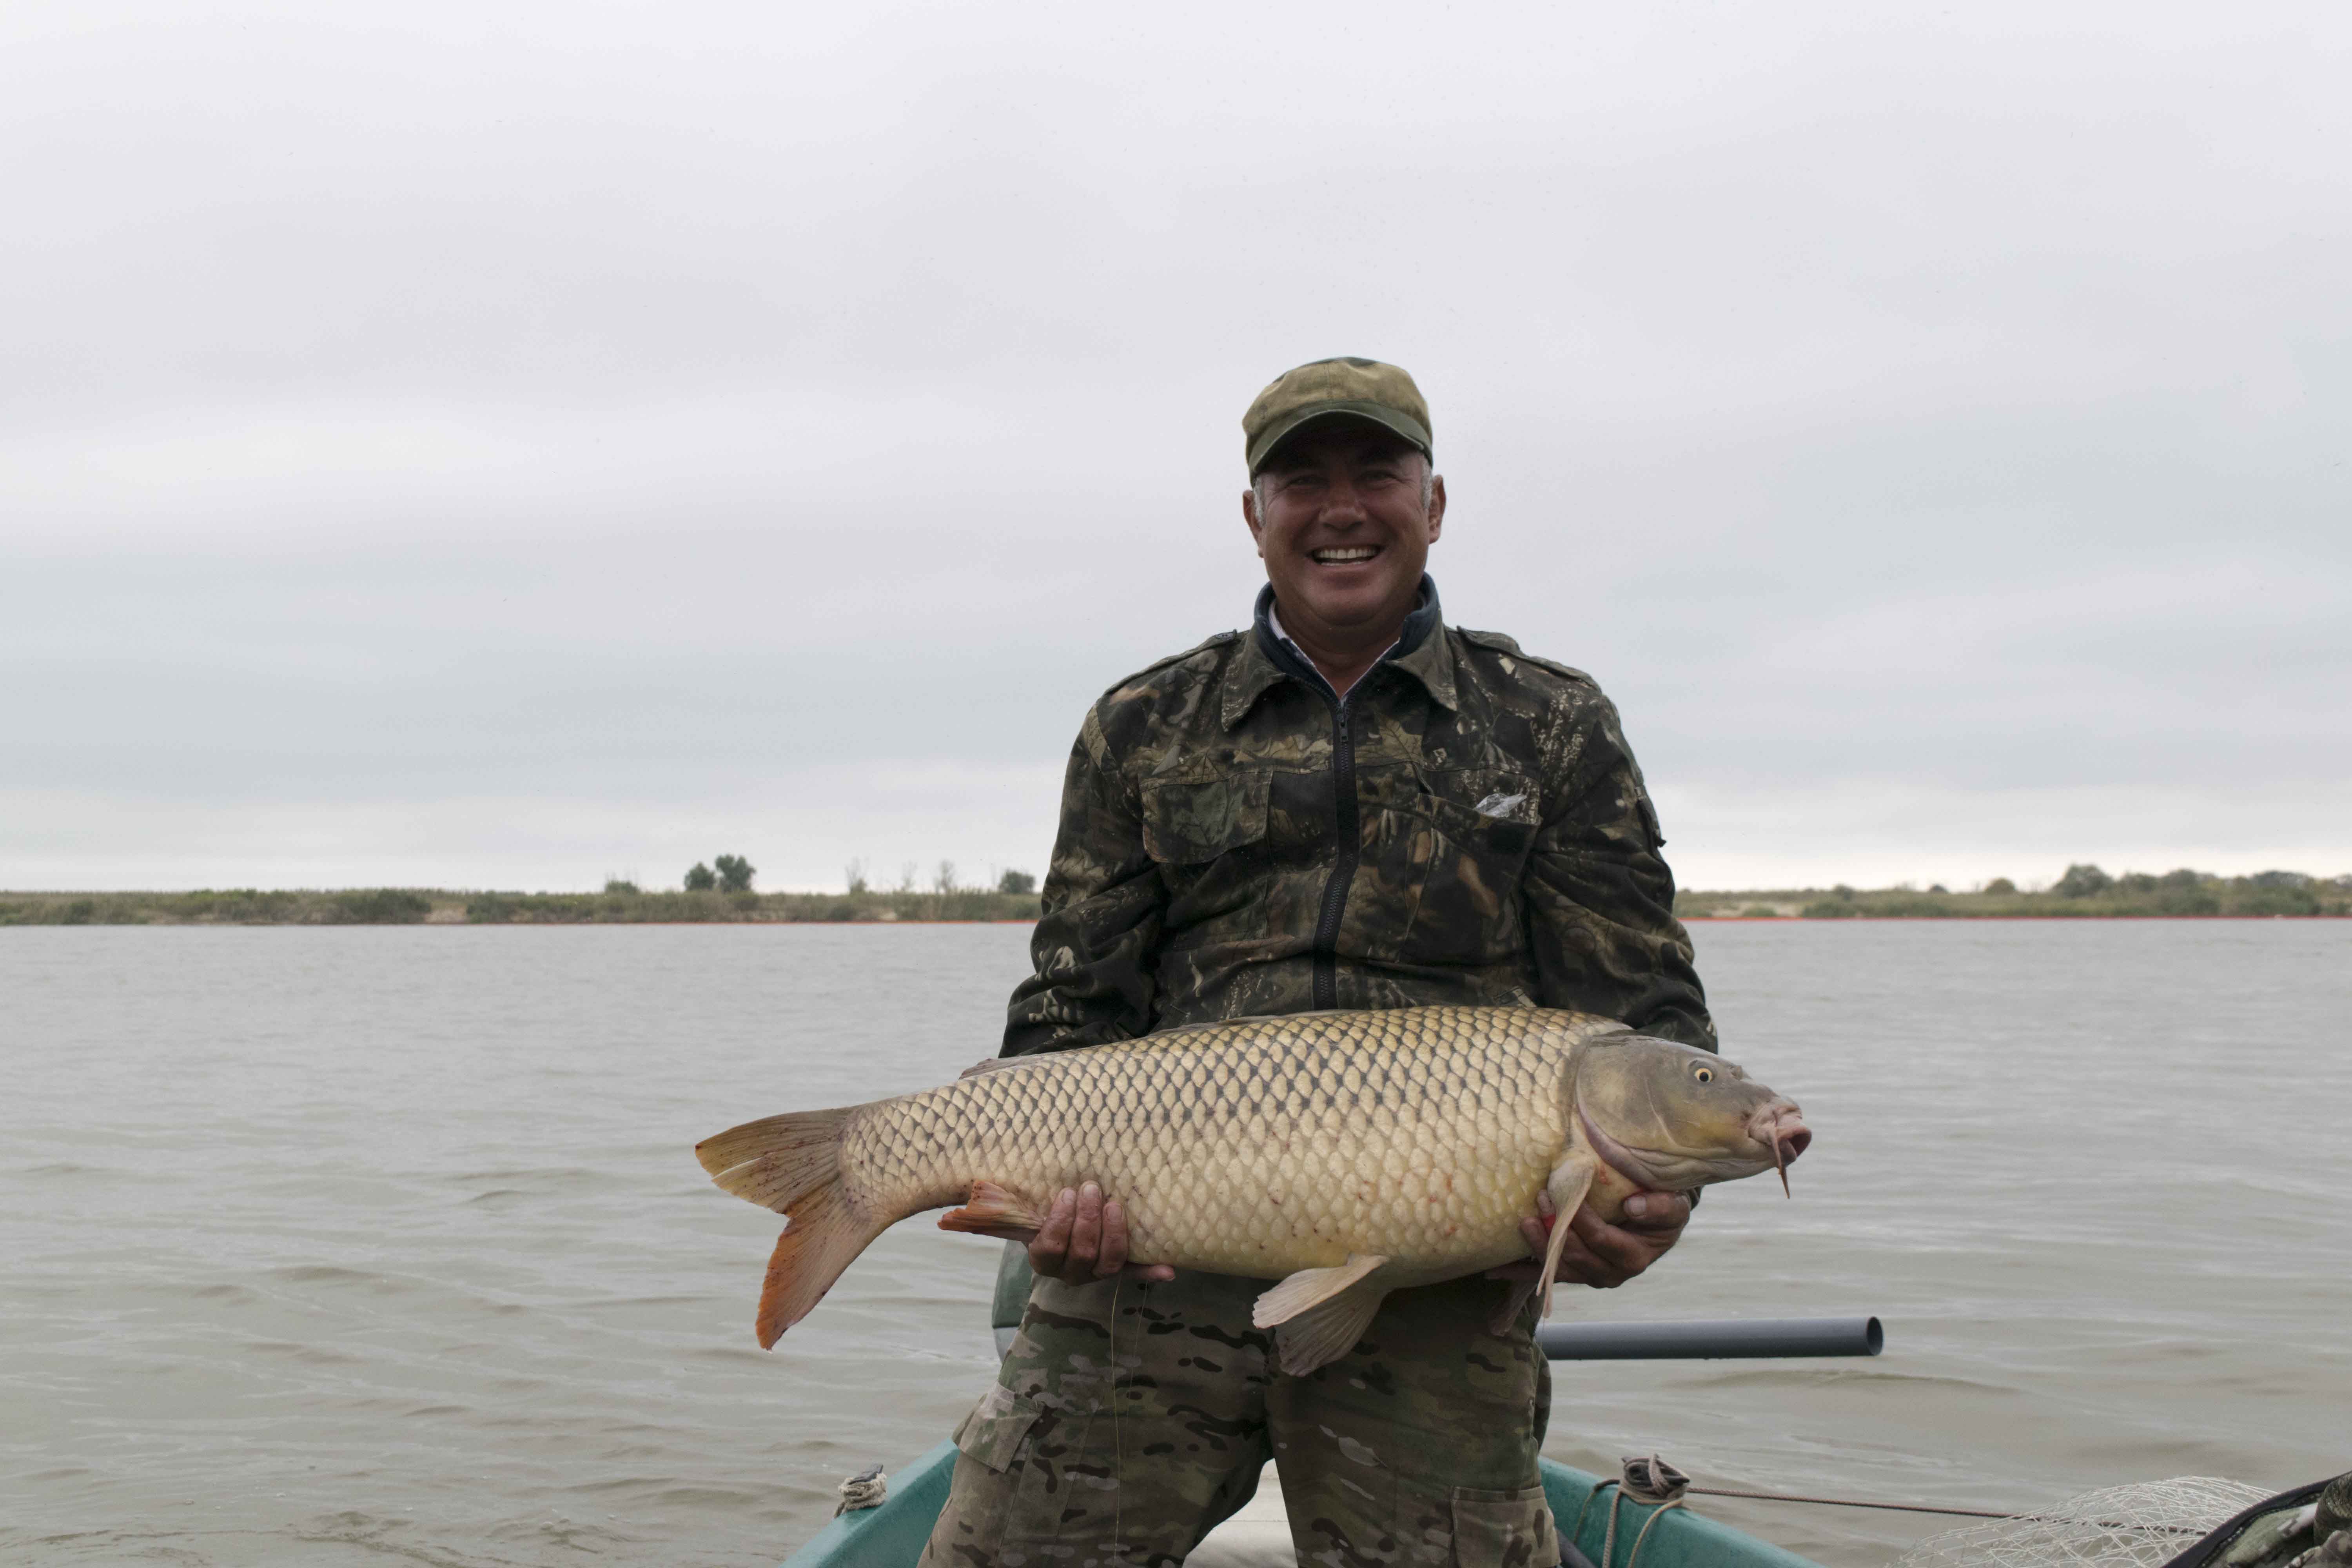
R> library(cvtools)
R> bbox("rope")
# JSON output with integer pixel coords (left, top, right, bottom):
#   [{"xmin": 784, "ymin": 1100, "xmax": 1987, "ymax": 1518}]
[
  {"xmin": 834, "ymin": 1464, "xmax": 887, "ymax": 1515},
  {"xmin": 1624, "ymin": 1500, "xmax": 1683, "ymax": 1566},
  {"xmin": 1110, "ymin": 1273, "xmax": 1125, "ymax": 1563},
  {"xmin": 1567, "ymin": 1455, "xmax": 2209, "ymax": 1565},
  {"xmin": 1683, "ymin": 1486, "xmax": 2204, "ymax": 1534},
  {"xmin": 1578, "ymin": 1481, "xmax": 1689, "ymax": 1568}
]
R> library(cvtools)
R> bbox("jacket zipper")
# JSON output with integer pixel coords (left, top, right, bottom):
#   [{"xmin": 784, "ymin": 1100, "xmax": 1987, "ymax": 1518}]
[{"xmin": 1310, "ymin": 691, "xmax": 1359, "ymax": 1010}]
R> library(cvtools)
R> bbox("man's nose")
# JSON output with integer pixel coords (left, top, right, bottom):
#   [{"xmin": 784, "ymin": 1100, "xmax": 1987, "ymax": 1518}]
[{"xmin": 1318, "ymin": 478, "xmax": 1370, "ymax": 524}]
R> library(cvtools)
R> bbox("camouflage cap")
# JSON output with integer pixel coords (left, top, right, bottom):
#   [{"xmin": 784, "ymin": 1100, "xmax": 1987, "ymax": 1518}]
[{"xmin": 1242, "ymin": 356, "xmax": 1432, "ymax": 475}]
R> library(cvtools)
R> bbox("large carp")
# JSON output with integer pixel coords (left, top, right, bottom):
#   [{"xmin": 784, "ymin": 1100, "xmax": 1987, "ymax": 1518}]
[{"xmin": 696, "ymin": 1005, "xmax": 1810, "ymax": 1374}]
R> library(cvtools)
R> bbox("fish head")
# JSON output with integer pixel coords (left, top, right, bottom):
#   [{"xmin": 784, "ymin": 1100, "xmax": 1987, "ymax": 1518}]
[{"xmin": 1569, "ymin": 1033, "xmax": 1811, "ymax": 1196}]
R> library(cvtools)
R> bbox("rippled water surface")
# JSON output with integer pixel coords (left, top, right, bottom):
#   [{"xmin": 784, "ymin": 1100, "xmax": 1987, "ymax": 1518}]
[{"xmin": 3, "ymin": 922, "xmax": 2347, "ymax": 1566}]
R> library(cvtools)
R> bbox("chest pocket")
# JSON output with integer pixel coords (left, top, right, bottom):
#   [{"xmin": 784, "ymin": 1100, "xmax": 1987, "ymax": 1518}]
[
  {"xmin": 1140, "ymin": 770, "xmax": 1271, "ymax": 866},
  {"xmin": 1359, "ymin": 768, "xmax": 1541, "ymax": 966}
]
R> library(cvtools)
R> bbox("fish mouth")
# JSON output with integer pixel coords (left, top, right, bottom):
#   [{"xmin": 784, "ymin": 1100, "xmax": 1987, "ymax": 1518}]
[{"xmin": 1748, "ymin": 1102, "xmax": 1811, "ymax": 1197}]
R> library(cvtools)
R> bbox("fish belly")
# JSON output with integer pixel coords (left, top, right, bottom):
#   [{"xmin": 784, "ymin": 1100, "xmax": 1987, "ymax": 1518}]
[{"xmin": 847, "ymin": 1006, "xmax": 1607, "ymax": 1285}]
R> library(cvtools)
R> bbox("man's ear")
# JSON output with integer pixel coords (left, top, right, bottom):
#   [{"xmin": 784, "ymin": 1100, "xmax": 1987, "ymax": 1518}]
[
  {"xmin": 1242, "ymin": 486, "xmax": 1266, "ymax": 557},
  {"xmin": 1425, "ymin": 473, "xmax": 1446, "ymax": 544}
]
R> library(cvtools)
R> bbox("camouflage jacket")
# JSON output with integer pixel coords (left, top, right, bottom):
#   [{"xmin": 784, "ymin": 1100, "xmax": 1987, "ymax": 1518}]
[{"xmin": 1003, "ymin": 578, "xmax": 1714, "ymax": 1055}]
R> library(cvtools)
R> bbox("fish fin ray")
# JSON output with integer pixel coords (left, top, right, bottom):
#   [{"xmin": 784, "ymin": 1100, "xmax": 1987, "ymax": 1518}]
[
  {"xmin": 1269, "ymin": 1277, "xmax": 1389, "ymax": 1376},
  {"xmin": 958, "ymin": 1056, "xmax": 1054, "ymax": 1079},
  {"xmin": 1536, "ymin": 1154, "xmax": 1599, "ymax": 1318},
  {"xmin": 754, "ymin": 1183, "xmax": 889, "ymax": 1349},
  {"xmin": 696, "ymin": 1106, "xmax": 857, "ymax": 1212},
  {"xmin": 697, "ymin": 1106, "xmax": 894, "ymax": 1348},
  {"xmin": 937, "ymin": 1179, "xmax": 1047, "ymax": 1236},
  {"xmin": 1251, "ymin": 1253, "xmax": 1388, "ymax": 1329}
]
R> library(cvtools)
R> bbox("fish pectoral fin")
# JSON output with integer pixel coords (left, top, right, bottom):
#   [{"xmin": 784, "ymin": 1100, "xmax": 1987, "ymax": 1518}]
[
  {"xmin": 937, "ymin": 1179, "xmax": 1047, "ymax": 1238},
  {"xmin": 1251, "ymin": 1252, "xmax": 1389, "ymax": 1328},
  {"xmin": 1257, "ymin": 1263, "xmax": 1390, "ymax": 1377},
  {"xmin": 1253, "ymin": 1254, "xmax": 1390, "ymax": 1374},
  {"xmin": 1535, "ymin": 1152, "xmax": 1600, "ymax": 1319}
]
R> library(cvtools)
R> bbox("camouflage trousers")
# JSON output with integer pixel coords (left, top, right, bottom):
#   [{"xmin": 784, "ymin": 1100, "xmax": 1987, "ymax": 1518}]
[{"xmin": 918, "ymin": 1269, "xmax": 1558, "ymax": 1568}]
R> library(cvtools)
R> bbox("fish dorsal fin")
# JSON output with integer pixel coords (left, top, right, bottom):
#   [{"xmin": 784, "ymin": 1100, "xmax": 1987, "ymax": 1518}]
[
  {"xmin": 1535, "ymin": 1151, "xmax": 1600, "ymax": 1317},
  {"xmin": 1143, "ymin": 1011, "xmax": 1346, "ymax": 1042},
  {"xmin": 1252, "ymin": 1254, "xmax": 1392, "ymax": 1376},
  {"xmin": 959, "ymin": 1055, "xmax": 1057, "ymax": 1078}
]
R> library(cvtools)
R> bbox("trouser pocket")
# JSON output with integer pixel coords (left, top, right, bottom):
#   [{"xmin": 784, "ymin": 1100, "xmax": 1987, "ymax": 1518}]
[
  {"xmin": 953, "ymin": 1383, "xmax": 1045, "ymax": 1474},
  {"xmin": 1451, "ymin": 1483, "xmax": 1561, "ymax": 1568},
  {"xmin": 918, "ymin": 1386, "xmax": 1049, "ymax": 1568}
]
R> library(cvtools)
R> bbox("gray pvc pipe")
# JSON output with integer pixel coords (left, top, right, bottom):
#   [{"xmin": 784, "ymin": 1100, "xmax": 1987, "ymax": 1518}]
[{"xmin": 1537, "ymin": 1316, "xmax": 1883, "ymax": 1360}]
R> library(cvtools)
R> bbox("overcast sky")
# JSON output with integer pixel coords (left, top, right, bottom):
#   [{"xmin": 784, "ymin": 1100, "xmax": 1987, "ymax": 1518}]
[{"xmin": 4, "ymin": 0, "xmax": 2346, "ymax": 894}]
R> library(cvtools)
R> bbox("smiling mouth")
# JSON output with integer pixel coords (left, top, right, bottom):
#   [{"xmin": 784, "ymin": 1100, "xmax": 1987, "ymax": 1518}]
[{"xmin": 1309, "ymin": 545, "xmax": 1380, "ymax": 564}]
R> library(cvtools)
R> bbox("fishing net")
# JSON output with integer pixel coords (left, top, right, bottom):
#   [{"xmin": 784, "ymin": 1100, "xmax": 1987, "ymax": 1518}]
[{"xmin": 1893, "ymin": 1476, "xmax": 2274, "ymax": 1568}]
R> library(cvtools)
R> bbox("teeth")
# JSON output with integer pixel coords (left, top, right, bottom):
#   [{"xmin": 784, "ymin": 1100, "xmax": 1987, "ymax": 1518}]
[{"xmin": 1312, "ymin": 547, "xmax": 1377, "ymax": 563}]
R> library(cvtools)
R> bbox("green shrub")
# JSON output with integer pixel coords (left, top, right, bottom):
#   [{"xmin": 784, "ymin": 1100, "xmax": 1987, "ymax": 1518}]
[
  {"xmin": 327, "ymin": 889, "xmax": 430, "ymax": 924},
  {"xmin": 2052, "ymin": 863, "xmax": 2112, "ymax": 898}
]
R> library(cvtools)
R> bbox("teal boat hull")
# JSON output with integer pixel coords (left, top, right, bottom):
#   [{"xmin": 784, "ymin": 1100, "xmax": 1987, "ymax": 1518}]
[{"xmin": 782, "ymin": 1442, "xmax": 1823, "ymax": 1568}]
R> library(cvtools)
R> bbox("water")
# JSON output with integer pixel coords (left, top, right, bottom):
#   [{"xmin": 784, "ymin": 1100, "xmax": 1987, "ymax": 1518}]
[{"xmin": 2, "ymin": 921, "xmax": 2346, "ymax": 1567}]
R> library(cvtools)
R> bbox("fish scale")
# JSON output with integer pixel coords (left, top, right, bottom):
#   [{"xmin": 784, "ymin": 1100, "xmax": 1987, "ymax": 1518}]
[
  {"xmin": 833, "ymin": 1007, "xmax": 1602, "ymax": 1282},
  {"xmin": 696, "ymin": 1004, "xmax": 1809, "ymax": 1374}
]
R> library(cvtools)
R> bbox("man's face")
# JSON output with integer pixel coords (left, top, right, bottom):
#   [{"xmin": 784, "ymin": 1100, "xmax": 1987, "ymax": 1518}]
[{"xmin": 1243, "ymin": 423, "xmax": 1445, "ymax": 637}]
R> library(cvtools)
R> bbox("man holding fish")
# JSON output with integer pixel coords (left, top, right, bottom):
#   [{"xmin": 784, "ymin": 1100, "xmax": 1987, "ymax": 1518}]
[
  {"xmin": 696, "ymin": 358, "xmax": 1811, "ymax": 1568},
  {"xmin": 932, "ymin": 358, "xmax": 1721, "ymax": 1568}
]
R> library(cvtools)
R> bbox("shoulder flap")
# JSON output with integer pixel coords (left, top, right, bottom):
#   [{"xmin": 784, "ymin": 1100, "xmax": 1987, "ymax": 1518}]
[
  {"xmin": 1098, "ymin": 630, "xmax": 1243, "ymax": 701},
  {"xmin": 1456, "ymin": 628, "xmax": 1599, "ymax": 690}
]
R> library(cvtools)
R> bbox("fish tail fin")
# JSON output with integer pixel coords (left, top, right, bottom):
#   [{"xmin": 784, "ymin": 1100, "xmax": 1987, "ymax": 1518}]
[
  {"xmin": 697, "ymin": 1107, "xmax": 857, "ymax": 1212},
  {"xmin": 694, "ymin": 1106, "xmax": 890, "ymax": 1348},
  {"xmin": 754, "ymin": 1181, "xmax": 889, "ymax": 1348}
]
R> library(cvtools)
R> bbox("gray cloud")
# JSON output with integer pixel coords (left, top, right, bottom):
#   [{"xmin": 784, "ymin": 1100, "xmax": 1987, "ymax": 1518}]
[{"xmin": 4, "ymin": 0, "xmax": 2346, "ymax": 891}]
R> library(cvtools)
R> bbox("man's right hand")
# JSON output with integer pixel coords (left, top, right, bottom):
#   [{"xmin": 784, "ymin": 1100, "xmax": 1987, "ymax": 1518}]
[{"xmin": 1027, "ymin": 1181, "xmax": 1178, "ymax": 1285}]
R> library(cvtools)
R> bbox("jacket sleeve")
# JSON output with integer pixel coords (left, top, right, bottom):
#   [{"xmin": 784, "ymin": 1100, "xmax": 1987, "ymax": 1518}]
[
  {"xmin": 1522, "ymin": 689, "xmax": 1717, "ymax": 1050},
  {"xmin": 1002, "ymin": 703, "xmax": 1168, "ymax": 1056}
]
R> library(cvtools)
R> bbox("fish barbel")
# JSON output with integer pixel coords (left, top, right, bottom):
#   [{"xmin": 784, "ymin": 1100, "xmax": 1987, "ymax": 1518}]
[{"xmin": 695, "ymin": 1005, "xmax": 1810, "ymax": 1374}]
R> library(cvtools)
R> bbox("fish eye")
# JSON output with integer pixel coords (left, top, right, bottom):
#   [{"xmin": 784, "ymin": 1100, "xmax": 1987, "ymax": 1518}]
[{"xmin": 1693, "ymin": 1066, "xmax": 1714, "ymax": 1083}]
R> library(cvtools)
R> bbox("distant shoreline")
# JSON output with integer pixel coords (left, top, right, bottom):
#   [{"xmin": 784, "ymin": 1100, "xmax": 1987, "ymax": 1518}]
[
  {"xmin": 5, "ymin": 870, "xmax": 2347, "ymax": 926},
  {"xmin": 0, "ymin": 887, "xmax": 1045, "ymax": 927},
  {"xmin": 1674, "ymin": 868, "xmax": 2348, "ymax": 920}
]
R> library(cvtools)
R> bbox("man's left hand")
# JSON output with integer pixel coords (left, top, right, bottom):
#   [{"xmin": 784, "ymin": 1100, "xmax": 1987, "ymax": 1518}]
[{"xmin": 1484, "ymin": 1190, "xmax": 1690, "ymax": 1290}]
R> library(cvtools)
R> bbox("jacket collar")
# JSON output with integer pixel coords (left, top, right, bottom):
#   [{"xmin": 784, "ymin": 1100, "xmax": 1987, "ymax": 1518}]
[{"xmin": 1221, "ymin": 576, "xmax": 1456, "ymax": 728}]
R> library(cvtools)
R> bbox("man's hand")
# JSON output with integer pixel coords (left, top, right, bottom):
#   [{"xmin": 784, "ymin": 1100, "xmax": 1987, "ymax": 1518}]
[
  {"xmin": 1484, "ymin": 1189, "xmax": 1690, "ymax": 1290},
  {"xmin": 1026, "ymin": 1181, "xmax": 1178, "ymax": 1285}
]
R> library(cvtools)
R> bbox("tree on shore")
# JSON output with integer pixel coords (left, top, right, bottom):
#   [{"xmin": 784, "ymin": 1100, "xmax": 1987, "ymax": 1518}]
[
  {"xmin": 2053, "ymin": 863, "xmax": 2112, "ymax": 898},
  {"xmin": 714, "ymin": 854, "xmax": 755, "ymax": 894},
  {"xmin": 684, "ymin": 862, "xmax": 717, "ymax": 891},
  {"xmin": 998, "ymin": 868, "xmax": 1036, "ymax": 895}
]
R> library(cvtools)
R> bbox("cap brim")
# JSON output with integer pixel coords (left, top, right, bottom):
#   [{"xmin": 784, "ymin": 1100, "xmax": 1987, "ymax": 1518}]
[{"xmin": 1247, "ymin": 401, "xmax": 1433, "ymax": 475}]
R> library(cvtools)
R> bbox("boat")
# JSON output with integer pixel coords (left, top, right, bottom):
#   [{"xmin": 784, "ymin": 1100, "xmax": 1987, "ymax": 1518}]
[
  {"xmin": 782, "ymin": 1442, "xmax": 1824, "ymax": 1568},
  {"xmin": 780, "ymin": 1255, "xmax": 1869, "ymax": 1568}
]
